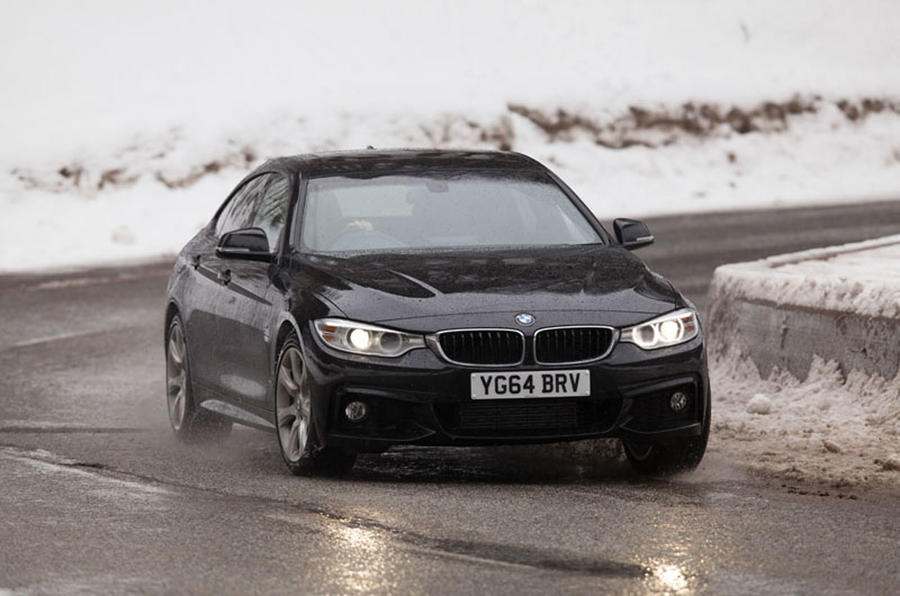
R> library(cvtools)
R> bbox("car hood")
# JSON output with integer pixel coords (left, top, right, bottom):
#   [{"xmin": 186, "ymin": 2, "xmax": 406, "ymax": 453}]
[{"xmin": 295, "ymin": 245, "xmax": 681, "ymax": 331}]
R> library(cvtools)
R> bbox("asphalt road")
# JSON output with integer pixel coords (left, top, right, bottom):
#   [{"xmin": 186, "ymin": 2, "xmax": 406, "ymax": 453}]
[{"xmin": 1, "ymin": 200, "xmax": 899, "ymax": 595}]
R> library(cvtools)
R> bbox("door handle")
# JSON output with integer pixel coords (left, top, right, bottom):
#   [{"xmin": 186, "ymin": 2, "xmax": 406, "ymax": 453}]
[{"xmin": 217, "ymin": 269, "xmax": 232, "ymax": 285}]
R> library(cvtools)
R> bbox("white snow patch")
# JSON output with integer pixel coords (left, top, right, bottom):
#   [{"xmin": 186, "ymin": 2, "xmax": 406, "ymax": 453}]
[
  {"xmin": 0, "ymin": 174, "xmax": 227, "ymax": 272},
  {"xmin": 711, "ymin": 353, "xmax": 900, "ymax": 487},
  {"xmin": 746, "ymin": 394, "xmax": 772, "ymax": 415},
  {"xmin": 110, "ymin": 225, "xmax": 136, "ymax": 246}
]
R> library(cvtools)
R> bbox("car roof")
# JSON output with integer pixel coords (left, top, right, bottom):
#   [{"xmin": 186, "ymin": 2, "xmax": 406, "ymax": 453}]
[{"xmin": 254, "ymin": 149, "xmax": 546, "ymax": 177}]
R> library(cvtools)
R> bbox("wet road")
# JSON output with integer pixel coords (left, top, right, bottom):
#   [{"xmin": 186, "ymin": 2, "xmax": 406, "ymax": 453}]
[{"xmin": 2, "ymin": 201, "xmax": 900, "ymax": 594}]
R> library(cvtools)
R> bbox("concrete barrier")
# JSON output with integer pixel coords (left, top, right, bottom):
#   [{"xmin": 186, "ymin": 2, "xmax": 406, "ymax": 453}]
[{"xmin": 706, "ymin": 235, "xmax": 900, "ymax": 382}]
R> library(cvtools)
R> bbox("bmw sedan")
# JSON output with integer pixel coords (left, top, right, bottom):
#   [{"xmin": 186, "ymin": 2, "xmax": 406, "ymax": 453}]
[{"xmin": 164, "ymin": 149, "xmax": 710, "ymax": 476}]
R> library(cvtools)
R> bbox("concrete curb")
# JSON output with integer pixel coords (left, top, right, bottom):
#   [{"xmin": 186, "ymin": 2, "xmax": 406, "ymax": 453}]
[{"xmin": 706, "ymin": 235, "xmax": 900, "ymax": 382}]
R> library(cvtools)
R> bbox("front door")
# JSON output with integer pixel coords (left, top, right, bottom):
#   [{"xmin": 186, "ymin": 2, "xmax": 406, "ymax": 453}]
[
  {"xmin": 214, "ymin": 173, "xmax": 294, "ymax": 409},
  {"xmin": 187, "ymin": 174, "xmax": 268, "ymax": 402}
]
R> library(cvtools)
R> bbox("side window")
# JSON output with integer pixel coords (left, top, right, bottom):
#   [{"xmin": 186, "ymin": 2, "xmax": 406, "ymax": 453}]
[
  {"xmin": 252, "ymin": 174, "xmax": 292, "ymax": 251},
  {"xmin": 215, "ymin": 176, "xmax": 267, "ymax": 237}
]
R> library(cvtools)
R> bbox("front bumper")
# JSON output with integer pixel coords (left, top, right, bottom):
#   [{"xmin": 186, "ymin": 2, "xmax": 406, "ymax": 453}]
[{"xmin": 301, "ymin": 328, "xmax": 709, "ymax": 452}]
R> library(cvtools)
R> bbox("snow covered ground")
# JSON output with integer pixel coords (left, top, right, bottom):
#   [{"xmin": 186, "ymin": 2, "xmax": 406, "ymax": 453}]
[
  {"xmin": 2, "ymin": 0, "xmax": 900, "ymax": 272},
  {"xmin": 708, "ymin": 237, "xmax": 900, "ymax": 487},
  {"xmin": 711, "ymin": 355, "xmax": 900, "ymax": 488}
]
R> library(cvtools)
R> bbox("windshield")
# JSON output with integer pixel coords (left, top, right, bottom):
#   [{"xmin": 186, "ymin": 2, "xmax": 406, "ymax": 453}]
[{"xmin": 299, "ymin": 171, "xmax": 602, "ymax": 252}]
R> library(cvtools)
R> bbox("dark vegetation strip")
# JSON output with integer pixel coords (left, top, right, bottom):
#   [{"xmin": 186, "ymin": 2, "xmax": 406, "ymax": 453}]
[{"xmin": 11, "ymin": 96, "xmax": 899, "ymax": 193}]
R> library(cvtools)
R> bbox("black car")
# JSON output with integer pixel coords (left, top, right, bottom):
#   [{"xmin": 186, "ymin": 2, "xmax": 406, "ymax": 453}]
[{"xmin": 164, "ymin": 149, "xmax": 709, "ymax": 476}]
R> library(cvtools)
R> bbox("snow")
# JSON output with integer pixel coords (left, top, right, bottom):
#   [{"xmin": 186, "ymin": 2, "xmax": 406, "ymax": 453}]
[
  {"xmin": 822, "ymin": 440, "xmax": 842, "ymax": 454},
  {"xmin": 711, "ymin": 235, "xmax": 900, "ymax": 318},
  {"xmin": 710, "ymin": 354, "xmax": 900, "ymax": 487},
  {"xmin": 708, "ymin": 237, "xmax": 900, "ymax": 487},
  {"xmin": 0, "ymin": 174, "xmax": 229, "ymax": 272},
  {"xmin": 2, "ymin": 0, "xmax": 900, "ymax": 272},
  {"xmin": 881, "ymin": 454, "xmax": 900, "ymax": 472},
  {"xmin": 746, "ymin": 394, "xmax": 772, "ymax": 415},
  {"xmin": 3, "ymin": 0, "xmax": 899, "ymax": 165}
]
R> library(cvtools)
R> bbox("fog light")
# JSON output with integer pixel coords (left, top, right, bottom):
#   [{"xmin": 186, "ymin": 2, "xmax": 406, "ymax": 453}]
[
  {"xmin": 344, "ymin": 401, "xmax": 368, "ymax": 422},
  {"xmin": 669, "ymin": 391, "xmax": 688, "ymax": 412}
]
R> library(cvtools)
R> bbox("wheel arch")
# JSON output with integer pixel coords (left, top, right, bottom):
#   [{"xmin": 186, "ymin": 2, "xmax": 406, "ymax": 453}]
[
  {"xmin": 164, "ymin": 300, "xmax": 181, "ymax": 340},
  {"xmin": 272, "ymin": 312, "xmax": 306, "ymax": 371}
]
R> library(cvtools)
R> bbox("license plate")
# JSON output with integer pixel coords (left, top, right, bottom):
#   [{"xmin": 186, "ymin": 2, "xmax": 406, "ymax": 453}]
[{"xmin": 470, "ymin": 370, "xmax": 591, "ymax": 399}]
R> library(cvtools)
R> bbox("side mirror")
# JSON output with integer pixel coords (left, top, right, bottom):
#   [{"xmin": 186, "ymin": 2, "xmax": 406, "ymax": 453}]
[
  {"xmin": 613, "ymin": 218, "xmax": 654, "ymax": 250},
  {"xmin": 216, "ymin": 227, "xmax": 273, "ymax": 261}
]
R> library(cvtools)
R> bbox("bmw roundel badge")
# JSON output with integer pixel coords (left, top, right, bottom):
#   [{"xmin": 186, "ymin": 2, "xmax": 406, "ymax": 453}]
[{"xmin": 515, "ymin": 313, "xmax": 535, "ymax": 326}]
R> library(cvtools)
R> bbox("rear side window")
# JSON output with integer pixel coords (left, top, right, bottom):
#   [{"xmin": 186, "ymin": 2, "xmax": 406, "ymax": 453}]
[
  {"xmin": 215, "ymin": 175, "xmax": 267, "ymax": 237},
  {"xmin": 252, "ymin": 174, "xmax": 292, "ymax": 251}
]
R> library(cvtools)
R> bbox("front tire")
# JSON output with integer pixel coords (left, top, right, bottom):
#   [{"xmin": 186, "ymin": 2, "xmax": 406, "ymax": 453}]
[
  {"xmin": 622, "ymin": 391, "xmax": 710, "ymax": 476},
  {"xmin": 165, "ymin": 315, "xmax": 231, "ymax": 442},
  {"xmin": 274, "ymin": 336, "xmax": 356, "ymax": 476}
]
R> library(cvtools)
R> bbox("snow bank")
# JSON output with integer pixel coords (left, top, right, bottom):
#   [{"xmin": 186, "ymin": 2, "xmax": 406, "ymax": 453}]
[
  {"xmin": 0, "ymin": 174, "xmax": 230, "ymax": 272},
  {"xmin": 3, "ymin": 106, "xmax": 900, "ymax": 273},
  {"xmin": 711, "ymin": 353, "xmax": 900, "ymax": 488},
  {"xmin": 707, "ymin": 237, "xmax": 900, "ymax": 487}
]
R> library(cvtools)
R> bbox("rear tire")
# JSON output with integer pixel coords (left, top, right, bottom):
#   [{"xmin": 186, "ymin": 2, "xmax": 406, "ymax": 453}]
[
  {"xmin": 623, "ymin": 390, "xmax": 710, "ymax": 476},
  {"xmin": 166, "ymin": 315, "xmax": 232, "ymax": 442},
  {"xmin": 274, "ymin": 335, "xmax": 356, "ymax": 476}
]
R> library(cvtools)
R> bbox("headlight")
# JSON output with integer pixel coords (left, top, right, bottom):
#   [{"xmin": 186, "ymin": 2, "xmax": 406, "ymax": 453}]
[
  {"xmin": 620, "ymin": 309, "xmax": 699, "ymax": 350},
  {"xmin": 313, "ymin": 318, "xmax": 425, "ymax": 357}
]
